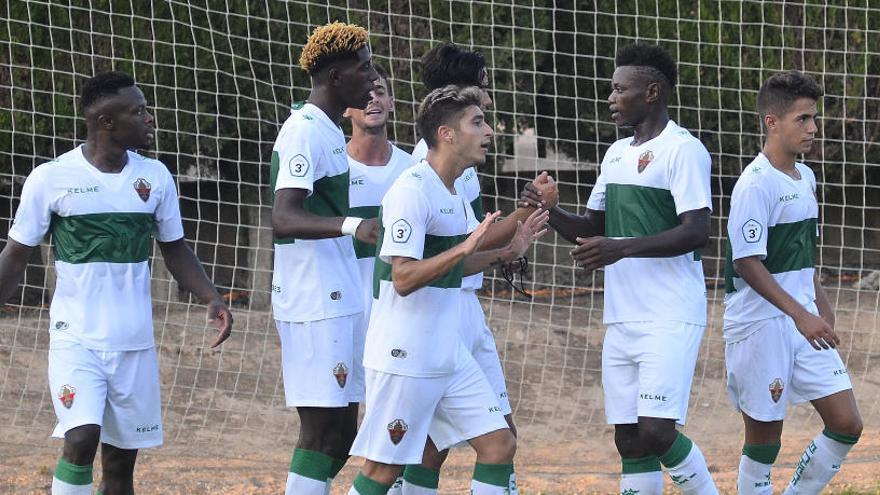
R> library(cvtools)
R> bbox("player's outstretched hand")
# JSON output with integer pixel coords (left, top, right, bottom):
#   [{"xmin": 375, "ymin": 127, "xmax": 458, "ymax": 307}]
[
  {"xmin": 207, "ymin": 298, "xmax": 233, "ymax": 348},
  {"xmin": 518, "ymin": 171, "xmax": 558, "ymax": 210},
  {"xmin": 355, "ymin": 218, "xmax": 379, "ymax": 245},
  {"xmin": 461, "ymin": 210, "xmax": 502, "ymax": 256},
  {"xmin": 507, "ymin": 208, "xmax": 550, "ymax": 259},
  {"xmin": 571, "ymin": 236, "xmax": 623, "ymax": 272},
  {"xmin": 794, "ymin": 311, "xmax": 840, "ymax": 350}
]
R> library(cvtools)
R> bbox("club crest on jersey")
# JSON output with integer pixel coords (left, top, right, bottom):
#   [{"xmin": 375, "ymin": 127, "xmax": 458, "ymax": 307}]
[
  {"xmin": 387, "ymin": 418, "xmax": 408, "ymax": 445},
  {"xmin": 133, "ymin": 178, "xmax": 151, "ymax": 202},
  {"xmin": 769, "ymin": 378, "xmax": 784, "ymax": 403},
  {"xmin": 637, "ymin": 150, "xmax": 654, "ymax": 173},
  {"xmin": 58, "ymin": 384, "xmax": 76, "ymax": 409},
  {"xmin": 333, "ymin": 362, "xmax": 348, "ymax": 388}
]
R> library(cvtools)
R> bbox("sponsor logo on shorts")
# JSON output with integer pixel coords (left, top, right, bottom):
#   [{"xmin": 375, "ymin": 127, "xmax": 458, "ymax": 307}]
[
  {"xmin": 133, "ymin": 178, "xmax": 151, "ymax": 202},
  {"xmin": 58, "ymin": 384, "xmax": 76, "ymax": 409},
  {"xmin": 330, "ymin": 291, "xmax": 342, "ymax": 301},
  {"xmin": 136, "ymin": 424, "xmax": 159, "ymax": 433},
  {"xmin": 54, "ymin": 321, "xmax": 69, "ymax": 331},
  {"xmin": 769, "ymin": 377, "xmax": 784, "ymax": 403},
  {"xmin": 439, "ymin": 208, "xmax": 454, "ymax": 214},
  {"xmin": 390, "ymin": 348, "xmax": 407, "ymax": 359},
  {"xmin": 387, "ymin": 418, "xmax": 408, "ymax": 445},
  {"xmin": 499, "ymin": 391, "xmax": 508, "ymax": 398},
  {"xmin": 637, "ymin": 150, "xmax": 654, "ymax": 173},
  {"xmin": 333, "ymin": 362, "xmax": 348, "ymax": 388},
  {"xmin": 639, "ymin": 393, "xmax": 668, "ymax": 402},
  {"xmin": 67, "ymin": 186, "xmax": 100, "ymax": 195},
  {"xmin": 833, "ymin": 368, "xmax": 848, "ymax": 376},
  {"xmin": 488, "ymin": 405, "xmax": 502, "ymax": 413},
  {"xmin": 271, "ymin": 284, "xmax": 281, "ymax": 293}
]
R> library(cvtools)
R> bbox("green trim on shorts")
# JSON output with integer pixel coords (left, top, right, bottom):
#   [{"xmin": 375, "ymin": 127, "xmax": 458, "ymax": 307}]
[
  {"xmin": 621, "ymin": 454, "xmax": 662, "ymax": 474},
  {"xmin": 823, "ymin": 427, "xmax": 860, "ymax": 445},
  {"xmin": 403, "ymin": 464, "xmax": 440, "ymax": 488},
  {"xmin": 54, "ymin": 458, "xmax": 93, "ymax": 485},
  {"xmin": 472, "ymin": 462, "xmax": 514, "ymax": 487},
  {"xmin": 352, "ymin": 473, "xmax": 392, "ymax": 495},
  {"xmin": 289, "ymin": 448, "xmax": 335, "ymax": 481},
  {"xmin": 742, "ymin": 444, "xmax": 781, "ymax": 464},
  {"xmin": 659, "ymin": 432, "xmax": 693, "ymax": 468}
]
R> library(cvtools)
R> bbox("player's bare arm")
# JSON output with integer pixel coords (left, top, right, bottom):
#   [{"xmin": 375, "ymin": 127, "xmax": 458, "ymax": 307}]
[
  {"xmin": 572, "ymin": 207, "xmax": 709, "ymax": 272},
  {"xmin": 814, "ymin": 271, "xmax": 836, "ymax": 329},
  {"xmin": 463, "ymin": 208, "xmax": 549, "ymax": 275},
  {"xmin": 391, "ymin": 210, "xmax": 500, "ymax": 296},
  {"xmin": 272, "ymin": 188, "xmax": 379, "ymax": 244},
  {"xmin": 734, "ymin": 255, "xmax": 839, "ymax": 350},
  {"xmin": 0, "ymin": 239, "xmax": 35, "ymax": 305},
  {"xmin": 519, "ymin": 172, "xmax": 604, "ymax": 243},
  {"xmin": 158, "ymin": 238, "xmax": 233, "ymax": 348}
]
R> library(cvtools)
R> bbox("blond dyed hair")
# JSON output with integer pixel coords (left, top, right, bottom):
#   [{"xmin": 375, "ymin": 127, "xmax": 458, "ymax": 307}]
[{"xmin": 299, "ymin": 22, "xmax": 369, "ymax": 74}]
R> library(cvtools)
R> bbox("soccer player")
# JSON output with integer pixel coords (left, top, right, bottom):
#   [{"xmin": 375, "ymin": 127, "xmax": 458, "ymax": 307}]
[
  {"xmin": 346, "ymin": 85, "xmax": 547, "ymax": 495},
  {"xmin": 392, "ymin": 42, "xmax": 540, "ymax": 495},
  {"xmin": 344, "ymin": 64, "xmax": 414, "ymax": 315},
  {"xmin": 0, "ymin": 71, "xmax": 232, "ymax": 495},
  {"xmin": 724, "ymin": 70, "xmax": 862, "ymax": 495},
  {"xmin": 269, "ymin": 22, "xmax": 380, "ymax": 495},
  {"xmin": 520, "ymin": 44, "xmax": 718, "ymax": 495}
]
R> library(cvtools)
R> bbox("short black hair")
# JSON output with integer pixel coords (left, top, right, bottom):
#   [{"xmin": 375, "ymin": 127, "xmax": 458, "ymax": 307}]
[
  {"xmin": 80, "ymin": 71, "xmax": 136, "ymax": 111},
  {"xmin": 615, "ymin": 44, "xmax": 677, "ymax": 90},
  {"xmin": 421, "ymin": 43, "xmax": 486, "ymax": 91},
  {"xmin": 416, "ymin": 85, "xmax": 484, "ymax": 148},
  {"xmin": 757, "ymin": 70, "xmax": 823, "ymax": 118}
]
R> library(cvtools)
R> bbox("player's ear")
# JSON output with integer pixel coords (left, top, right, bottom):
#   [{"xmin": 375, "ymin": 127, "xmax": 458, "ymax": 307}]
[
  {"xmin": 645, "ymin": 81, "xmax": 661, "ymax": 103},
  {"xmin": 96, "ymin": 113, "xmax": 115, "ymax": 131},
  {"xmin": 764, "ymin": 113, "xmax": 777, "ymax": 132},
  {"xmin": 343, "ymin": 107, "xmax": 353, "ymax": 119},
  {"xmin": 437, "ymin": 123, "xmax": 454, "ymax": 144}
]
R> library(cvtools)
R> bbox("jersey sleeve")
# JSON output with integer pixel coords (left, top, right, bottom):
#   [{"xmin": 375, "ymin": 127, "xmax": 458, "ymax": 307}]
[
  {"xmin": 669, "ymin": 140, "xmax": 713, "ymax": 215},
  {"xmin": 154, "ymin": 165, "xmax": 185, "ymax": 242},
  {"xmin": 378, "ymin": 185, "xmax": 429, "ymax": 263},
  {"xmin": 273, "ymin": 121, "xmax": 321, "ymax": 194},
  {"xmin": 585, "ymin": 170, "xmax": 607, "ymax": 212},
  {"xmin": 728, "ymin": 181, "xmax": 771, "ymax": 261},
  {"xmin": 7, "ymin": 166, "xmax": 53, "ymax": 247}
]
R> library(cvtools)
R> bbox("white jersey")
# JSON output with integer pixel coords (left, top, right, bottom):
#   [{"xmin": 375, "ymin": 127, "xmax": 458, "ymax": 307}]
[
  {"xmin": 364, "ymin": 159, "xmax": 473, "ymax": 377},
  {"xmin": 348, "ymin": 144, "xmax": 415, "ymax": 315},
  {"xmin": 8, "ymin": 145, "xmax": 184, "ymax": 351},
  {"xmin": 586, "ymin": 120, "xmax": 712, "ymax": 325},
  {"xmin": 271, "ymin": 102, "xmax": 363, "ymax": 322},
  {"xmin": 723, "ymin": 154, "xmax": 819, "ymax": 340},
  {"xmin": 412, "ymin": 138, "xmax": 484, "ymax": 290}
]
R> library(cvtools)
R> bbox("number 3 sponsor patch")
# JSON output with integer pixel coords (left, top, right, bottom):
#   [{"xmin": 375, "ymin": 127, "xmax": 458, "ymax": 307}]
[
  {"xmin": 288, "ymin": 154, "xmax": 310, "ymax": 177},
  {"xmin": 391, "ymin": 219, "xmax": 412, "ymax": 243},
  {"xmin": 742, "ymin": 219, "xmax": 763, "ymax": 243}
]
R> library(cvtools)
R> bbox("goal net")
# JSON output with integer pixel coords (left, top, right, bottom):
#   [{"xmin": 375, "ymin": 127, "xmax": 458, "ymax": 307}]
[{"xmin": 2, "ymin": 0, "xmax": 879, "ymax": 481}]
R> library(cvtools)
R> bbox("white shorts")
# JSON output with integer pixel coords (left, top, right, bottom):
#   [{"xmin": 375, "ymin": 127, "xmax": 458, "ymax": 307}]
[
  {"xmin": 725, "ymin": 315, "xmax": 853, "ymax": 422},
  {"xmin": 276, "ymin": 313, "xmax": 365, "ymax": 407},
  {"xmin": 47, "ymin": 338, "xmax": 162, "ymax": 450},
  {"xmin": 350, "ymin": 355, "xmax": 508, "ymax": 465},
  {"xmin": 602, "ymin": 321, "xmax": 705, "ymax": 425},
  {"xmin": 460, "ymin": 292, "xmax": 511, "ymax": 415}
]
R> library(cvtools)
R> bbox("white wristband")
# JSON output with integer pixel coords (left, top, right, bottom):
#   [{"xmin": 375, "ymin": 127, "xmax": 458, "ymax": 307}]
[{"xmin": 341, "ymin": 216, "xmax": 364, "ymax": 236}]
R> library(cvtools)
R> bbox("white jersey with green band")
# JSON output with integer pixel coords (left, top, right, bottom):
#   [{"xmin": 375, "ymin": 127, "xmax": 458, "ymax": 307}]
[
  {"xmin": 586, "ymin": 120, "xmax": 712, "ymax": 326},
  {"xmin": 723, "ymin": 154, "xmax": 819, "ymax": 341},
  {"xmin": 270, "ymin": 102, "xmax": 362, "ymax": 322},
  {"xmin": 364, "ymin": 159, "xmax": 474, "ymax": 378},
  {"xmin": 347, "ymin": 144, "xmax": 415, "ymax": 314},
  {"xmin": 8, "ymin": 145, "xmax": 184, "ymax": 351}
]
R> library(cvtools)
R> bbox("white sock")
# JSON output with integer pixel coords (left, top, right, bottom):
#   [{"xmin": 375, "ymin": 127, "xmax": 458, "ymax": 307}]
[
  {"xmin": 660, "ymin": 434, "xmax": 719, "ymax": 495},
  {"xmin": 784, "ymin": 430, "xmax": 858, "ymax": 494},
  {"xmin": 620, "ymin": 471, "xmax": 663, "ymax": 495},
  {"xmin": 402, "ymin": 479, "xmax": 439, "ymax": 494},
  {"xmin": 286, "ymin": 472, "xmax": 329, "ymax": 495},
  {"xmin": 471, "ymin": 463, "xmax": 517, "ymax": 494},
  {"xmin": 387, "ymin": 476, "xmax": 403, "ymax": 495},
  {"xmin": 51, "ymin": 478, "xmax": 92, "ymax": 495},
  {"xmin": 737, "ymin": 455, "xmax": 773, "ymax": 495}
]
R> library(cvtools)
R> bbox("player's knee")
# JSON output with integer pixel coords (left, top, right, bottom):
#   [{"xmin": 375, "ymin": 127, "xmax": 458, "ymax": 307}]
[
  {"xmin": 636, "ymin": 420, "xmax": 677, "ymax": 455},
  {"xmin": 62, "ymin": 424, "xmax": 101, "ymax": 465},
  {"xmin": 614, "ymin": 424, "xmax": 648, "ymax": 458},
  {"xmin": 828, "ymin": 416, "xmax": 863, "ymax": 439},
  {"xmin": 482, "ymin": 429, "xmax": 516, "ymax": 463}
]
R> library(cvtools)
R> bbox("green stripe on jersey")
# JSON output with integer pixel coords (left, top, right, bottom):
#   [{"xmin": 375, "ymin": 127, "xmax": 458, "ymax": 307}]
[
  {"xmin": 350, "ymin": 205, "xmax": 380, "ymax": 259},
  {"xmin": 605, "ymin": 183, "xmax": 678, "ymax": 237},
  {"xmin": 51, "ymin": 212, "xmax": 153, "ymax": 264},
  {"xmin": 724, "ymin": 218, "xmax": 817, "ymax": 293},
  {"xmin": 372, "ymin": 209, "xmax": 466, "ymax": 298},
  {"xmin": 470, "ymin": 194, "xmax": 484, "ymax": 221}
]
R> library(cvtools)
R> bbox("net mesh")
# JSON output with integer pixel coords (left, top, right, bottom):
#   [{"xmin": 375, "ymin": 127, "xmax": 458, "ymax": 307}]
[{"xmin": 1, "ymin": 0, "xmax": 879, "ymax": 475}]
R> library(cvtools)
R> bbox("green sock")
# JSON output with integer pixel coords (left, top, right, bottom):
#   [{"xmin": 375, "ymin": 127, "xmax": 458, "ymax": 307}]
[
  {"xmin": 329, "ymin": 456, "xmax": 348, "ymax": 478},
  {"xmin": 352, "ymin": 472, "xmax": 392, "ymax": 495},
  {"xmin": 289, "ymin": 448, "xmax": 335, "ymax": 480},
  {"xmin": 403, "ymin": 464, "xmax": 440, "ymax": 489}
]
